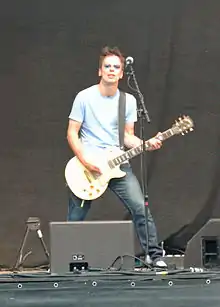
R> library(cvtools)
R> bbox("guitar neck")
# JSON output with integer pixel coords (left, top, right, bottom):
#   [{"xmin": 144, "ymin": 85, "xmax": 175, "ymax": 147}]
[{"xmin": 108, "ymin": 128, "xmax": 174, "ymax": 168}]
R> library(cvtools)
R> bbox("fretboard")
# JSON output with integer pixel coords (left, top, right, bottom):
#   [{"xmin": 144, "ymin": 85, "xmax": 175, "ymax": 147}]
[{"xmin": 108, "ymin": 128, "xmax": 174, "ymax": 168}]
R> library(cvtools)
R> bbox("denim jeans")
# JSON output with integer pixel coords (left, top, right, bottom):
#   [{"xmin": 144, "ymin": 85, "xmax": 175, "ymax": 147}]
[{"xmin": 67, "ymin": 163, "xmax": 162, "ymax": 261}]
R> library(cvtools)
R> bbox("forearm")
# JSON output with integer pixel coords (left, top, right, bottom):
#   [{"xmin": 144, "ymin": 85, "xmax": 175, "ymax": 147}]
[
  {"xmin": 67, "ymin": 131, "xmax": 86, "ymax": 164},
  {"xmin": 124, "ymin": 133, "xmax": 143, "ymax": 149}
]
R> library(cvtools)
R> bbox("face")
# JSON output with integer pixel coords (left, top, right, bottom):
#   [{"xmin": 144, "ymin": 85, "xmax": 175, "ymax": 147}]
[{"xmin": 98, "ymin": 55, "xmax": 123, "ymax": 84}]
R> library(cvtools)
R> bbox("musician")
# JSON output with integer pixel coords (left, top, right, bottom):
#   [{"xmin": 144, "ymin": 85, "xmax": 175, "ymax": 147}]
[{"xmin": 66, "ymin": 46, "xmax": 167, "ymax": 268}]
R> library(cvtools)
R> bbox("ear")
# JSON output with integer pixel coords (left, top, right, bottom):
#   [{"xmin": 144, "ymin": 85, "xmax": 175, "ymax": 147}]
[
  {"xmin": 98, "ymin": 68, "xmax": 101, "ymax": 76},
  {"xmin": 119, "ymin": 71, "xmax": 124, "ymax": 79}
]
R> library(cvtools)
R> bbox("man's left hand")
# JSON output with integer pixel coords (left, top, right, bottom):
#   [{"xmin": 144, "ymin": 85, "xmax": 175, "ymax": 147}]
[{"xmin": 146, "ymin": 133, "xmax": 162, "ymax": 151}]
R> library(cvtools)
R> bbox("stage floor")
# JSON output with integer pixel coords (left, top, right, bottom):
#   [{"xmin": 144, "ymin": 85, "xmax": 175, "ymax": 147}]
[{"xmin": 0, "ymin": 268, "xmax": 220, "ymax": 306}]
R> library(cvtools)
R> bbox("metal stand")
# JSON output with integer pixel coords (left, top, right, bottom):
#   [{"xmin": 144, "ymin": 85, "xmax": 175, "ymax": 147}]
[
  {"xmin": 13, "ymin": 217, "xmax": 50, "ymax": 271},
  {"xmin": 126, "ymin": 62, "xmax": 151, "ymax": 261}
]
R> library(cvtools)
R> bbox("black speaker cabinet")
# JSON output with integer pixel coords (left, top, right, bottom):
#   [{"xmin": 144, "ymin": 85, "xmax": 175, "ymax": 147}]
[
  {"xmin": 184, "ymin": 218, "xmax": 220, "ymax": 268},
  {"xmin": 49, "ymin": 221, "xmax": 135, "ymax": 274}
]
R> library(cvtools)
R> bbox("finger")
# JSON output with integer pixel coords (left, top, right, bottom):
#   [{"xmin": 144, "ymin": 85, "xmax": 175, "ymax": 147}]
[
  {"xmin": 95, "ymin": 167, "xmax": 102, "ymax": 174},
  {"xmin": 155, "ymin": 141, "xmax": 162, "ymax": 147}
]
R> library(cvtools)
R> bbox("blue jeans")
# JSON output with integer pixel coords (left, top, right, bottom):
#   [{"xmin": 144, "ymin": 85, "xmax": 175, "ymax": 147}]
[{"xmin": 67, "ymin": 163, "xmax": 162, "ymax": 261}]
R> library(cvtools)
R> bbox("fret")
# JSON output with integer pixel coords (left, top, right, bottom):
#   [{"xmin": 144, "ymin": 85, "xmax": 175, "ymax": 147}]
[
  {"xmin": 161, "ymin": 129, "xmax": 173, "ymax": 140},
  {"xmin": 127, "ymin": 151, "xmax": 133, "ymax": 159},
  {"xmin": 135, "ymin": 146, "xmax": 142, "ymax": 155},
  {"xmin": 120, "ymin": 154, "xmax": 126, "ymax": 163},
  {"xmin": 120, "ymin": 154, "xmax": 124, "ymax": 161},
  {"xmin": 114, "ymin": 157, "xmax": 120, "ymax": 165},
  {"xmin": 130, "ymin": 148, "xmax": 138, "ymax": 157},
  {"xmin": 125, "ymin": 153, "xmax": 130, "ymax": 160},
  {"xmin": 116, "ymin": 156, "xmax": 122, "ymax": 164},
  {"xmin": 133, "ymin": 148, "xmax": 139, "ymax": 155},
  {"xmin": 128, "ymin": 149, "xmax": 134, "ymax": 157}
]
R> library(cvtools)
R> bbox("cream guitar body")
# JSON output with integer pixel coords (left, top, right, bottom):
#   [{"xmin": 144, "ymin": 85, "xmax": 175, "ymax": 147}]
[{"xmin": 65, "ymin": 148, "xmax": 126, "ymax": 200}]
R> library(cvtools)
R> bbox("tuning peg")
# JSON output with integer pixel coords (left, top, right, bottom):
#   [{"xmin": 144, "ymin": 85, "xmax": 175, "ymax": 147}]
[
  {"xmin": 181, "ymin": 132, "xmax": 185, "ymax": 135},
  {"xmin": 190, "ymin": 128, "xmax": 193, "ymax": 131}
]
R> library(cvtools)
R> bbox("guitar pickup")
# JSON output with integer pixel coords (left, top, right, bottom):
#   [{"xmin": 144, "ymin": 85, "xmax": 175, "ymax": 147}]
[{"xmin": 84, "ymin": 170, "xmax": 93, "ymax": 183}]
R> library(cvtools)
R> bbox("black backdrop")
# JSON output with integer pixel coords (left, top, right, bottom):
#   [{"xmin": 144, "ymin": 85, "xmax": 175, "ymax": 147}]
[{"xmin": 0, "ymin": 0, "xmax": 220, "ymax": 266}]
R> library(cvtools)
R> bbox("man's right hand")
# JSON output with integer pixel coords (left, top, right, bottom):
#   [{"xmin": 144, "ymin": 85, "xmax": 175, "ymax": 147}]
[{"xmin": 82, "ymin": 160, "xmax": 102, "ymax": 174}]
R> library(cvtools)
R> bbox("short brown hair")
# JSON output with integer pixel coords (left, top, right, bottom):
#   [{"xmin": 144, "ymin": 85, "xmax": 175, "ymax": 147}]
[{"xmin": 99, "ymin": 46, "xmax": 125, "ymax": 69}]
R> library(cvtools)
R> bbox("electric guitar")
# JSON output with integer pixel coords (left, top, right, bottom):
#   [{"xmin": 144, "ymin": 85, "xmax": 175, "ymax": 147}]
[{"xmin": 65, "ymin": 116, "xmax": 194, "ymax": 200}]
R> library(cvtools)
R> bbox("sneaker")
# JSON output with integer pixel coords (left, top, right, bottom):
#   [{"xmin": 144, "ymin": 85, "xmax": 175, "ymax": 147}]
[{"xmin": 153, "ymin": 259, "xmax": 168, "ymax": 268}]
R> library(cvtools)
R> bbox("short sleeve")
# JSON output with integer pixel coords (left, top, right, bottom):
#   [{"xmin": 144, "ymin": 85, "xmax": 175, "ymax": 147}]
[
  {"xmin": 125, "ymin": 93, "xmax": 137, "ymax": 123},
  {"xmin": 68, "ymin": 92, "xmax": 85, "ymax": 123}
]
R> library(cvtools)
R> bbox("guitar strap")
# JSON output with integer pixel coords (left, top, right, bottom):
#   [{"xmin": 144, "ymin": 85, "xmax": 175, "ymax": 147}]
[{"xmin": 118, "ymin": 91, "xmax": 126, "ymax": 150}]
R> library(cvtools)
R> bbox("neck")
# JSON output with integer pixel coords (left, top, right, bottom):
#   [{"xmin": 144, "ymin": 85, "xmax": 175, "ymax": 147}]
[{"xmin": 98, "ymin": 80, "xmax": 118, "ymax": 97}]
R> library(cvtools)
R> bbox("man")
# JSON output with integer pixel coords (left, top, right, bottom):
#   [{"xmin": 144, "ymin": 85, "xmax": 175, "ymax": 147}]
[{"xmin": 66, "ymin": 46, "xmax": 167, "ymax": 268}]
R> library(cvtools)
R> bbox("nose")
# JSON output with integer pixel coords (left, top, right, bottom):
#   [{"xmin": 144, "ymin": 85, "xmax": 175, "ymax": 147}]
[{"xmin": 109, "ymin": 66, "xmax": 115, "ymax": 72}]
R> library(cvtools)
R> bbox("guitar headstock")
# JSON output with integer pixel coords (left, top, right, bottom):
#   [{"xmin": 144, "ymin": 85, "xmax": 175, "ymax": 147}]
[{"xmin": 171, "ymin": 115, "xmax": 194, "ymax": 135}]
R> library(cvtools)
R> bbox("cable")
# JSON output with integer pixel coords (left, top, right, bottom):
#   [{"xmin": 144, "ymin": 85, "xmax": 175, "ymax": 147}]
[{"xmin": 106, "ymin": 254, "xmax": 152, "ymax": 271}]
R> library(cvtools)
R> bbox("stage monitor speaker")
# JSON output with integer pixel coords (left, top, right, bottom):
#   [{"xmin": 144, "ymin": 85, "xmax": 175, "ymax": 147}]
[
  {"xmin": 49, "ymin": 221, "xmax": 135, "ymax": 274},
  {"xmin": 184, "ymin": 218, "xmax": 220, "ymax": 269}
]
